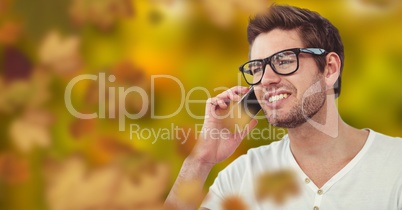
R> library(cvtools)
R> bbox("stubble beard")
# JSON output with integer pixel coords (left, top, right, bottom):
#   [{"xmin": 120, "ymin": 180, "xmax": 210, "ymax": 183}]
[{"xmin": 265, "ymin": 76, "xmax": 326, "ymax": 128}]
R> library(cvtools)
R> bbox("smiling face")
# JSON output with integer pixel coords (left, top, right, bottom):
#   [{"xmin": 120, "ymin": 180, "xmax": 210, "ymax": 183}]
[{"xmin": 251, "ymin": 29, "xmax": 327, "ymax": 128}]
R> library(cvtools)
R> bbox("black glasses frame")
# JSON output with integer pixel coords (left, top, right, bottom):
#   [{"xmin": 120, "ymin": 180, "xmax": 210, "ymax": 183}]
[{"xmin": 239, "ymin": 48, "xmax": 328, "ymax": 85}]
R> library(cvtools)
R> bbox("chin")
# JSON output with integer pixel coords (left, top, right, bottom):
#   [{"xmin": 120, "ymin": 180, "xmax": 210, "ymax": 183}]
[{"xmin": 265, "ymin": 111, "xmax": 306, "ymax": 129}]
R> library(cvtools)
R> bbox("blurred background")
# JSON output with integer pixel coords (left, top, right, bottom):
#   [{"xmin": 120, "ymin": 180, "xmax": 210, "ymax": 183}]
[{"xmin": 0, "ymin": 0, "xmax": 401, "ymax": 209}]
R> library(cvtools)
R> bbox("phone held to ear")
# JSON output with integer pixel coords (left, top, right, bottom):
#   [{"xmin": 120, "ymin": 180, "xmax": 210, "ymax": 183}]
[
  {"xmin": 239, "ymin": 86, "xmax": 262, "ymax": 117},
  {"xmin": 221, "ymin": 86, "xmax": 262, "ymax": 133}
]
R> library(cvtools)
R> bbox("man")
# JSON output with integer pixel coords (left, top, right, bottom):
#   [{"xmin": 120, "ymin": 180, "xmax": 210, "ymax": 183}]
[{"xmin": 165, "ymin": 4, "xmax": 402, "ymax": 210}]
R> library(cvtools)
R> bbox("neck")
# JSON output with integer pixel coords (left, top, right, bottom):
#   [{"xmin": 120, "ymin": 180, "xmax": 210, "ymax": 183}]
[{"xmin": 287, "ymin": 96, "xmax": 368, "ymax": 160}]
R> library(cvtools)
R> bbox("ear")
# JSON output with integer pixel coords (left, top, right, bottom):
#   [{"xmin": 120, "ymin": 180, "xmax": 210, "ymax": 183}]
[{"xmin": 324, "ymin": 52, "xmax": 341, "ymax": 88}]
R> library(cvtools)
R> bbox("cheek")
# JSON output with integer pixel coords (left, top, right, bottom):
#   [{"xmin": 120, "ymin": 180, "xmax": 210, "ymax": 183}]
[
  {"xmin": 296, "ymin": 77, "xmax": 326, "ymax": 101},
  {"xmin": 289, "ymin": 68, "xmax": 321, "ymax": 98},
  {"xmin": 254, "ymin": 86, "xmax": 265, "ymax": 102},
  {"xmin": 292, "ymin": 83, "xmax": 313, "ymax": 102}
]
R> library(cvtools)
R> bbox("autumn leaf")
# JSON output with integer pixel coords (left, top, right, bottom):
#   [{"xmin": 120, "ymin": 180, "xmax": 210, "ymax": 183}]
[
  {"xmin": 0, "ymin": 152, "xmax": 30, "ymax": 184},
  {"xmin": 114, "ymin": 161, "xmax": 170, "ymax": 207},
  {"xmin": 44, "ymin": 155, "xmax": 170, "ymax": 210},
  {"xmin": 0, "ymin": 79, "xmax": 30, "ymax": 113},
  {"xmin": 0, "ymin": 20, "xmax": 22, "ymax": 46},
  {"xmin": 69, "ymin": 0, "xmax": 133, "ymax": 31},
  {"xmin": 38, "ymin": 30, "xmax": 82, "ymax": 77},
  {"xmin": 255, "ymin": 169, "xmax": 300, "ymax": 205},
  {"xmin": 0, "ymin": 67, "xmax": 52, "ymax": 114},
  {"xmin": 222, "ymin": 195, "xmax": 249, "ymax": 210},
  {"xmin": 9, "ymin": 109, "xmax": 53, "ymax": 152},
  {"xmin": 2, "ymin": 46, "xmax": 32, "ymax": 82}
]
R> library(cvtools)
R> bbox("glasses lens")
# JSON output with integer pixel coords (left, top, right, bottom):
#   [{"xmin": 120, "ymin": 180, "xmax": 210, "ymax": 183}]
[
  {"xmin": 242, "ymin": 61, "xmax": 264, "ymax": 84},
  {"xmin": 271, "ymin": 51, "xmax": 298, "ymax": 74}
]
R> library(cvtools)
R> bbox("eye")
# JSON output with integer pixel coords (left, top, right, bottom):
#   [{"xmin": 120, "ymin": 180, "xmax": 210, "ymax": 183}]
[
  {"xmin": 251, "ymin": 66, "xmax": 263, "ymax": 75},
  {"xmin": 273, "ymin": 52, "xmax": 297, "ymax": 70},
  {"xmin": 278, "ymin": 60, "xmax": 295, "ymax": 66},
  {"xmin": 246, "ymin": 61, "xmax": 263, "ymax": 75}
]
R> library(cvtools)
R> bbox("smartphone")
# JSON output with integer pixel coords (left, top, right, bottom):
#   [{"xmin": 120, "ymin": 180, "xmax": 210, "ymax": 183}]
[
  {"xmin": 238, "ymin": 86, "xmax": 262, "ymax": 117},
  {"xmin": 224, "ymin": 86, "xmax": 261, "ymax": 133}
]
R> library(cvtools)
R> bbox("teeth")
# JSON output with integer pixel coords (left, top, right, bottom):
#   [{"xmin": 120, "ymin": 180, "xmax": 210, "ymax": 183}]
[{"xmin": 268, "ymin": 93, "xmax": 288, "ymax": 103}]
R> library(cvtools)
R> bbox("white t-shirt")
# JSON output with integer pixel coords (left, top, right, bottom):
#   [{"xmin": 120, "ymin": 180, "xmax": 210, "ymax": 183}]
[{"xmin": 201, "ymin": 130, "xmax": 402, "ymax": 210}]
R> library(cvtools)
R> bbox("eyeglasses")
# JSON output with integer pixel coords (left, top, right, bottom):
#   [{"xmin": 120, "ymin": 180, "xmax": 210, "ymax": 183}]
[{"xmin": 239, "ymin": 48, "xmax": 328, "ymax": 85}]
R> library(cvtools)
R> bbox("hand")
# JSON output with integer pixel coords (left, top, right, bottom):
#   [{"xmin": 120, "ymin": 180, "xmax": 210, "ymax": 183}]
[{"xmin": 190, "ymin": 86, "xmax": 259, "ymax": 167}]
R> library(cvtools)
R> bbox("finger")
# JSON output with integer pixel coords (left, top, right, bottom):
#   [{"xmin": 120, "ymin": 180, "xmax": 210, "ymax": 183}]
[
  {"xmin": 230, "ymin": 86, "xmax": 250, "ymax": 95},
  {"xmin": 206, "ymin": 98, "xmax": 215, "ymax": 106},
  {"xmin": 217, "ymin": 99, "xmax": 229, "ymax": 109},
  {"xmin": 217, "ymin": 86, "xmax": 250, "ymax": 102},
  {"xmin": 226, "ymin": 90, "xmax": 242, "ymax": 102},
  {"xmin": 230, "ymin": 86, "xmax": 251, "ymax": 102},
  {"xmin": 205, "ymin": 98, "xmax": 228, "ymax": 118},
  {"xmin": 206, "ymin": 86, "xmax": 250, "ymax": 116},
  {"xmin": 205, "ymin": 98, "xmax": 217, "ymax": 116}
]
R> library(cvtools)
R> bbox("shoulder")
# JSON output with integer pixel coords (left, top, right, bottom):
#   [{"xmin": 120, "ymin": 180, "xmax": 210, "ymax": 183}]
[
  {"xmin": 365, "ymin": 129, "xmax": 402, "ymax": 167},
  {"xmin": 370, "ymin": 129, "xmax": 402, "ymax": 150},
  {"xmin": 372, "ymin": 130, "xmax": 402, "ymax": 142},
  {"xmin": 362, "ymin": 130, "xmax": 402, "ymax": 194}
]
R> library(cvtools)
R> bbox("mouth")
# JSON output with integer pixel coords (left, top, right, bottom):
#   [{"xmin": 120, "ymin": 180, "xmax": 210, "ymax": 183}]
[
  {"xmin": 268, "ymin": 93, "xmax": 289, "ymax": 103},
  {"xmin": 263, "ymin": 91, "xmax": 292, "ymax": 105}
]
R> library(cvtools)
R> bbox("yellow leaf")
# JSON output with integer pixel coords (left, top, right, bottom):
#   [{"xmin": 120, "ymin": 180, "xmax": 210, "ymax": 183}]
[
  {"xmin": 38, "ymin": 31, "xmax": 82, "ymax": 76},
  {"xmin": 221, "ymin": 195, "xmax": 249, "ymax": 210},
  {"xmin": 9, "ymin": 109, "xmax": 53, "ymax": 152},
  {"xmin": 255, "ymin": 169, "xmax": 300, "ymax": 205},
  {"xmin": 44, "ymin": 156, "xmax": 170, "ymax": 210},
  {"xmin": 69, "ymin": 0, "xmax": 133, "ymax": 31}
]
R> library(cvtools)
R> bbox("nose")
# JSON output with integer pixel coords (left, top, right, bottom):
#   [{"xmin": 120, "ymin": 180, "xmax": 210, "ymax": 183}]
[{"xmin": 260, "ymin": 64, "xmax": 281, "ymax": 86}]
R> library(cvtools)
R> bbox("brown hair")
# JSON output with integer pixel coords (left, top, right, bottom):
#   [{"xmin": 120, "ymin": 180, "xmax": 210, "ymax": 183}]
[{"xmin": 247, "ymin": 4, "xmax": 344, "ymax": 98}]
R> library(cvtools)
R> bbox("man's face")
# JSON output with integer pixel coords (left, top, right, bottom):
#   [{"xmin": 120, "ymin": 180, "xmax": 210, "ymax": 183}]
[{"xmin": 251, "ymin": 29, "xmax": 327, "ymax": 128}]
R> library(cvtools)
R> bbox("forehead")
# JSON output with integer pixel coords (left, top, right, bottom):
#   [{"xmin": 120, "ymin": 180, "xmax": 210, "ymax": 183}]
[{"xmin": 250, "ymin": 29, "xmax": 304, "ymax": 60}]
